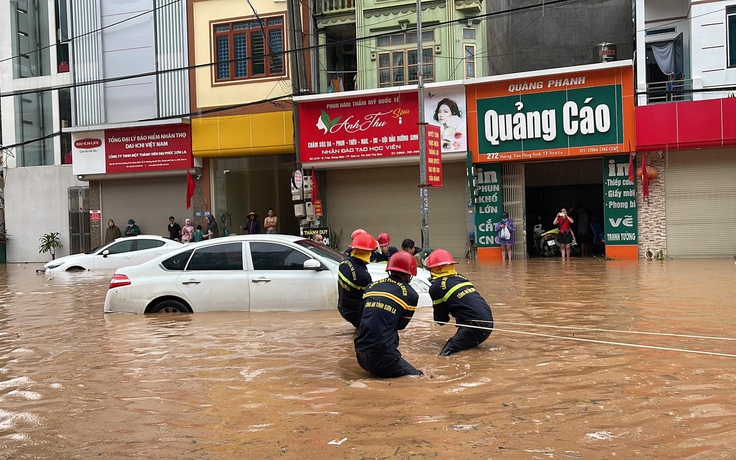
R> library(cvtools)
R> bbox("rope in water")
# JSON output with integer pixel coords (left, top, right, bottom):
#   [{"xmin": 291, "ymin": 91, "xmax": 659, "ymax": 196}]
[
  {"xmin": 469, "ymin": 319, "xmax": 736, "ymax": 342},
  {"xmin": 407, "ymin": 317, "xmax": 736, "ymax": 358}
]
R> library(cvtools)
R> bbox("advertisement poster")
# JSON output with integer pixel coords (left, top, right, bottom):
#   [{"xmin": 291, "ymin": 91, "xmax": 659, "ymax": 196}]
[
  {"xmin": 301, "ymin": 227, "xmax": 331, "ymax": 246},
  {"xmin": 474, "ymin": 163, "xmax": 503, "ymax": 248},
  {"xmin": 73, "ymin": 124, "xmax": 193, "ymax": 175},
  {"xmin": 298, "ymin": 92, "xmax": 420, "ymax": 163},
  {"xmin": 423, "ymin": 85, "xmax": 468, "ymax": 153},
  {"xmin": 426, "ymin": 125, "xmax": 443, "ymax": 187},
  {"xmin": 603, "ymin": 155, "xmax": 638, "ymax": 245},
  {"xmin": 468, "ymin": 64, "xmax": 635, "ymax": 163}
]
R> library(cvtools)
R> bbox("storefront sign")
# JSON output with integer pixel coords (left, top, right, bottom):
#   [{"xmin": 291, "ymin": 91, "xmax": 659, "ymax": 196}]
[
  {"xmin": 468, "ymin": 63, "xmax": 635, "ymax": 163},
  {"xmin": 301, "ymin": 227, "xmax": 330, "ymax": 245},
  {"xmin": 426, "ymin": 125, "xmax": 443, "ymax": 187},
  {"xmin": 313, "ymin": 199, "xmax": 323, "ymax": 217},
  {"xmin": 474, "ymin": 163, "xmax": 503, "ymax": 247},
  {"xmin": 89, "ymin": 210, "xmax": 101, "ymax": 221},
  {"xmin": 424, "ymin": 85, "xmax": 467, "ymax": 154},
  {"xmin": 603, "ymin": 155, "xmax": 637, "ymax": 245},
  {"xmin": 298, "ymin": 92, "xmax": 420, "ymax": 163},
  {"xmin": 72, "ymin": 124, "xmax": 193, "ymax": 175}
]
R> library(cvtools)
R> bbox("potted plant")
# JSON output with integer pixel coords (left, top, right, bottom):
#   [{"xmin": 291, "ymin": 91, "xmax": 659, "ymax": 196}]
[{"xmin": 39, "ymin": 232, "xmax": 63, "ymax": 260}]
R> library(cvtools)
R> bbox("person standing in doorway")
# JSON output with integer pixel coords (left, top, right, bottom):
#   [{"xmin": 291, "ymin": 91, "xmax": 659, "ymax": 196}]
[
  {"xmin": 553, "ymin": 208, "xmax": 574, "ymax": 258},
  {"xmin": 576, "ymin": 206, "xmax": 590, "ymax": 257},
  {"xmin": 124, "ymin": 219, "xmax": 140, "ymax": 237},
  {"xmin": 105, "ymin": 219, "xmax": 122, "ymax": 244},
  {"xmin": 240, "ymin": 212, "xmax": 260, "ymax": 234},
  {"xmin": 181, "ymin": 219, "xmax": 194, "ymax": 243},
  {"xmin": 168, "ymin": 216, "xmax": 182, "ymax": 242},
  {"xmin": 495, "ymin": 212, "xmax": 516, "ymax": 260},
  {"xmin": 263, "ymin": 208, "xmax": 278, "ymax": 234},
  {"xmin": 203, "ymin": 215, "xmax": 219, "ymax": 239}
]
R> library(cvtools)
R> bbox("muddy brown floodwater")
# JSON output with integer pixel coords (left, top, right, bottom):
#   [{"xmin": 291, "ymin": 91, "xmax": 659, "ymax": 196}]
[{"xmin": 2, "ymin": 259, "xmax": 736, "ymax": 459}]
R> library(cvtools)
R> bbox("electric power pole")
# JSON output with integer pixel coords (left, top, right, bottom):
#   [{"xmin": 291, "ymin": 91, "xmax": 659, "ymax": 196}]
[{"xmin": 416, "ymin": 0, "xmax": 430, "ymax": 249}]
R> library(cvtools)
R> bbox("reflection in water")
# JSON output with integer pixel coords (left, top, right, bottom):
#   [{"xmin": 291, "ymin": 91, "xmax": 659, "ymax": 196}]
[{"xmin": 1, "ymin": 260, "xmax": 736, "ymax": 458}]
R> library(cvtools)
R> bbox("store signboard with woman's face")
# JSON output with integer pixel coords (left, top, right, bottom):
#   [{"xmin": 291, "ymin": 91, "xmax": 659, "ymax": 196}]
[
  {"xmin": 423, "ymin": 86, "xmax": 468, "ymax": 154},
  {"xmin": 466, "ymin": 64, "xmax": 635, "ymax": 163}
]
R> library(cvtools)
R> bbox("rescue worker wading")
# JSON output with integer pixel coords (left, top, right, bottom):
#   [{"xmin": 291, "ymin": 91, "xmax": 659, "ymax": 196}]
[
  {"xmin": 343, "ymin": 228, "xmax": 368, "ymax": 257},
  {"xmin": 354, "ymin": 252, "xmax": 423, "ymax": 378},
  {"xmin": 371, "ymin": 232, "xmax": 398, "ymax": 263},
  {"xmin": 338, "ymin": 233, "xmax": 376, "ymax": 328},
  {"xmin": 425, "ymin": 249, "xmax": 494, "ymax": 356}
]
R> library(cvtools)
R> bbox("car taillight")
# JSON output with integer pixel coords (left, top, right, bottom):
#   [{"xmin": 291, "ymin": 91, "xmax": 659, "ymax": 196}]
[{"xmin": 109, "ymin": 274, "xmax": 131, "ymax": 289}]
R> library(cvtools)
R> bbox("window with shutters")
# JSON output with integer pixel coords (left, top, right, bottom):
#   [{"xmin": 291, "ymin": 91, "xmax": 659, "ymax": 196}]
[
  {"xmin": 728, "ymin": 6, "xmax": 736, "ymax": 68},
  {"xmin": 212, "ymin": 17, "xmax": 285, "ymax": 82}
]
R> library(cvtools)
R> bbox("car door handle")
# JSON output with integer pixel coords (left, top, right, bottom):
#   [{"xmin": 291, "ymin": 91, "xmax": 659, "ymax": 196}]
[
  {"xmin": 182, "ymin": 280, "xmax": 201, "ymax": 285},
  {"xmin": 252, "ymin": 278, "xmax": 271, "ymax": 283}
]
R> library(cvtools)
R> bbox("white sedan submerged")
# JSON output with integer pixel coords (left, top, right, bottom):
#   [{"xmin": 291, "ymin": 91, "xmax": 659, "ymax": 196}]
[
  {"xmin": 104, "ymin": 235, "xmax": 432, "ymax": 314},
  {"xmin": 44, "ymin": 236, "xmax": 183, "ymax": 273}
]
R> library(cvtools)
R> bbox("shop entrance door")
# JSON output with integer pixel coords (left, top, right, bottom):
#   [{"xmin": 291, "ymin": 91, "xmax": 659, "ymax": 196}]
[
  {"xmin": 502, "ymin": 163, "xmax": 526, "ymax": 259},
  {"xmin": 68, "ymin": 187, "xmax": 91, "ymax": 255}
]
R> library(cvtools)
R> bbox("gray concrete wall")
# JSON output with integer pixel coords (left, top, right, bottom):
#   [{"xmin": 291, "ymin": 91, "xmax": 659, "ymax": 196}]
[
  {"xmin": 486, "ymin": 0, "xmax": 634, "ymax": 75},
  {"xmin": 5, "ymin": 166, "xmax": 87, "ymax": 262}
]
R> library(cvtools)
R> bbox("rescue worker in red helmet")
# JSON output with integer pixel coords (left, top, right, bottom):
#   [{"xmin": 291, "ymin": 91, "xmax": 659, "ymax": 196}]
[
  {"xmin": 354, "ymin": 252, "xmax": 423, "ymax": 378},
  {"xmin": 338, "ymin": 233, "xmax": 376, "ymax": 328},
  {"xmin": 344, "ymin": 228, "xmax": 368, "ymax": 256},
  {"xmin": 425, "ymin": 249, "xmax": 494, "ymax": 356},
  {"xmin": 371, "ymin": 232, "xmax": 398, "ymax": 263}
]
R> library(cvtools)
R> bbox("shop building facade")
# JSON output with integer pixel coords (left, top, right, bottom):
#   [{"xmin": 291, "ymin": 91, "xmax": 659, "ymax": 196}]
[
  {"xmin": 634, "ymin": 0, "xmax": 736, "ymax": 258},
  {"xmin": 189, "ymin": 0, "xmax": 312, "ymax": 236},
  {"xmin": 66, "ymin": 0, "xmax": 194, "ymax": 248},
  {"xmin": 467, "ymin": 61, "xmax": 638, "ymax": 260}
]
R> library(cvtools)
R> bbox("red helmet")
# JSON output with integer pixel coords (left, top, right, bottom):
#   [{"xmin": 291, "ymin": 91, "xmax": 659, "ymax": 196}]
[
  {"xmin": 424, "ymin": 249, "xmax": 457, "ymax": 268},
  {"xmin": 350, "ymin": 233, "xmax": 377, "ymax": 251},
  {"xmin": 377, "ymin": 232, "xmax": 390, "ymax": 245},
  {"xmin": 351, "ymin": 228, "xmax": 367, "ymax": 239},
  {"xmin": 386, "ymin": 251, "xmax": 417, "ymax": 276}
]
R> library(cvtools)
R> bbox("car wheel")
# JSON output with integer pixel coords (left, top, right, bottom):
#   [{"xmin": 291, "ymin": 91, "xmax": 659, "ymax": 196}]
[{"xmin": 150, "ymin": 300, "xmax": 190, "ymax": 314}]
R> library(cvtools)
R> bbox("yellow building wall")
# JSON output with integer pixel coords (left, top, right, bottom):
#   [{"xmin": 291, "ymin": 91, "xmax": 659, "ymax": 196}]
[
  {"xmin": 192, "ymin": 111, "xmax": 295, "ymax": 157},
  {"xmin": 193, "ymin": 0, "xmax": 292, "ymax": 109}
]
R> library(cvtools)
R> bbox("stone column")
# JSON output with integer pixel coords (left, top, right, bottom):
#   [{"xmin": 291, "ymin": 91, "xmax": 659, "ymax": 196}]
[{"xmin": 636, "ymin": 152, "xmax": 666, "ymax": 258}]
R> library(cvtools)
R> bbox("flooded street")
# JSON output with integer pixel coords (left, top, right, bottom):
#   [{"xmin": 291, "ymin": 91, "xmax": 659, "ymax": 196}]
[{"xmin": 2, "ymin": 259, "xmax": 736, "ymax": 459}]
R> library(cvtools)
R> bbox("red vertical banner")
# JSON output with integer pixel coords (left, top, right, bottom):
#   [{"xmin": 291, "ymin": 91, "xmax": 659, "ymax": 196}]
[{"xmin": 426, "ymin": 125, "xmax": 443, "ymax": 187}]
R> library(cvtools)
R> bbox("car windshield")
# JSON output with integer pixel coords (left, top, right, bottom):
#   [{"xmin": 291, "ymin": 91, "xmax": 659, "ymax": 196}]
[
  {"xmin": 87, "ymin": 245, "xmax": 103, "ymax": 255},
  {"xmin": 294, "ymin": 239, "xmax": 346, "ymax": 265}
]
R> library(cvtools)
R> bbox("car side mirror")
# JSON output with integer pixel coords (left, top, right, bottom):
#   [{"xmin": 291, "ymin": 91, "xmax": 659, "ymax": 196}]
[
  {"xmin": 102, "ymin": 249, "xmax": 110, "ymax": 258},
  {"xmin": 303, "ymin": 259, "xmax": 322, "ymax": 270}
]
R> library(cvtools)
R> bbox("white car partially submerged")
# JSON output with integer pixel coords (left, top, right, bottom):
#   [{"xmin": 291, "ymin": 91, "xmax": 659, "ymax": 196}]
[
  {"xmin": 104, "ymin": 235, "xmax": 432, "ymax": 314},
  {"xmin": 44, "ymin": 236, "xmax": 183, "ymax": 273}
]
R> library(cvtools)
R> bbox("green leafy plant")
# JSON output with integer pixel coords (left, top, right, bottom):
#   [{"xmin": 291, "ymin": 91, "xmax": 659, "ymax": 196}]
[
  {"xmin": 39, "ymin": 232, "xmax": 63, "ymax": 260},
  {"xmin": 657, "ymin": 250, "xmax": 665, "ymax": 261},
  {"xmin": 329, "ymin": 228, "xmax": 342, "ymax": 251}
]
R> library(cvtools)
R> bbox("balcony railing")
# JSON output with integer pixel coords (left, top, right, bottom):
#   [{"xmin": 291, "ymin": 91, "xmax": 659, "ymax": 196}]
[
  {"xmin": 316, "ymin": 0, "xmax": 355, "ymax": 14},
  {"xmin": 646, "ymin": 79, "xmax": 693, "ymax": 104}
]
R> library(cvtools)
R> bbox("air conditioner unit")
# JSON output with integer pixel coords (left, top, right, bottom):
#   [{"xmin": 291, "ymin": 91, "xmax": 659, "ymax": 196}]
[{"xmin": 342, "ymin": 43, "xmax": 356, "ymax": 55}]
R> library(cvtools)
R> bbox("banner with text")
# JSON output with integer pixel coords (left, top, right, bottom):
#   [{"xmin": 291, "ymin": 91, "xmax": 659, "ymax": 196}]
[
  {"xmin": 467, "ymin": 64, "xmax": 635, "ymax": 163},
  {"xmin": 426, "ymin": 125, "xmax": 443, "ymax": 187},
  {"xmin": 72, "ymin": 124, "xmax": 193, "ymax": 176},
  {"xmin": 603, "ymin": 155, "xmax": 638, "ymax": 245},
  {"xmin": 474, "ymin": 163, "xmax": 503, "ymax": 248}
]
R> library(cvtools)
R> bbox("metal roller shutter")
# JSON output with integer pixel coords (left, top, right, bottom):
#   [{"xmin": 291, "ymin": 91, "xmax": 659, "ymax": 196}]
[
  {"xmin": 101, "ymin": 178, "xmax": 193, "ymax": 241},
  {"xmin": 502, "ymin": 163, "xmax": 526, "ymax": 259},
  {"xmin": 666, "ymin": 148, "xmax": 736, "ymax": 257},
  {"xmin": 325, "ymin": 162, "xmax": 468, "ymax": 258}
]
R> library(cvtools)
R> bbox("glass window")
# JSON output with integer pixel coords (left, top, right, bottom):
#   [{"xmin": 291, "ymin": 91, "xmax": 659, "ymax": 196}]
[
  {"xmin": 162, "ymin": 250, "xmax": 193, "ymax": 271},
  {"xmin": 390, "ymin": 34, "xmax": 405, "ymax": 45},
  {"xmin": 15, "ymin": 91, "xmax": 54, "ymax": 166},
  {"xmin": 135, "ymin": 239, "xmax": 166, "ymax": 251},
  {"xmin": 729, "ymin": 11, "xmax": 736, "ymax": 67},
  {"xmin": 464, "ymin": 45, "xmax": 476, "ymax": 78},
  {"xmin": 377, "ymin": 36, "xmax": 390, "ymax": 47},
  {"xmin": 10, "ymin": 0, "xmax": 51, "ymax": 78},
  {"xmin": 294, "ymin": 239, "xmax": 345, "ymax": 264},
  {"xmin": 213, "ymin": 16, "xmax": 285, "ymax": 82},
  {"xmin": 105, "ymin": 240, "xmax": 134, "ymax": 255},
  {"xmin": 60, "ymin": 88, "xmax": 72, "ymax": 164},
  {"xmin": 187, "ymin": 243, "xmax": 244, "ymax": 271},
  {"xmin": 250, "ymin": 242, "xmax": 310, "ymax": 270},
  {"xmin": 463, "ymin": 28, "xmax": 476, "ymax": 40},
  {"xmin": 378, "ymin": 48, "xmax": 434, "ymax": 87}
]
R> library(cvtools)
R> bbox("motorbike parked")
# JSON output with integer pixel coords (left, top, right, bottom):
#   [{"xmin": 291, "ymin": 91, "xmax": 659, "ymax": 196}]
[{"xmin": 533, "ymin": 224, "xmax": 560, "ymax": 257}]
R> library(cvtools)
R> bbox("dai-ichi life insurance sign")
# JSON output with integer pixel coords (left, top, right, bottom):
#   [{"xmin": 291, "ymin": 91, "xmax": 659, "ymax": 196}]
[
  {"xmin": 467, "ymin": 63, "xmax": 636, "ymax": 163},
  {"xmin": 298, "ymin": 92, "xmax": 420, "ymax": 163}
]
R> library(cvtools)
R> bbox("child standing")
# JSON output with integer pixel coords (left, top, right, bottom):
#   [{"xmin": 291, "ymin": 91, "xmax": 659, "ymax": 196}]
[{"xmin": 193, "ymin": 225, "xmax": 204, "ymax": 242}]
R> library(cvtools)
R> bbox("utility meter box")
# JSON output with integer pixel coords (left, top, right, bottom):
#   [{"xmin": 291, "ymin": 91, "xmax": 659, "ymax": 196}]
[{"xmin": 294, "ymin": 203, "xmax": 306, "ymax": 217}]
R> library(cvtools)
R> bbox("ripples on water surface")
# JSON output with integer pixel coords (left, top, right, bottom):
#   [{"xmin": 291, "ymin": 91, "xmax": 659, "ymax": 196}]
[{"xmin": 1, "ymin": 259, "xmax": 736, "ymax": 459}]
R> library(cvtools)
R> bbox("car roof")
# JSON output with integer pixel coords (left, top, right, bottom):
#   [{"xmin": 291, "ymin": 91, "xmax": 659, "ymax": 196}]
[
  {"xmin": 112, "ymin": 235, "xmax": 182, "ymax": 243},
  {"xmin": 187, "ymin": 234, "xmax": 306, "ymax": 245}
]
